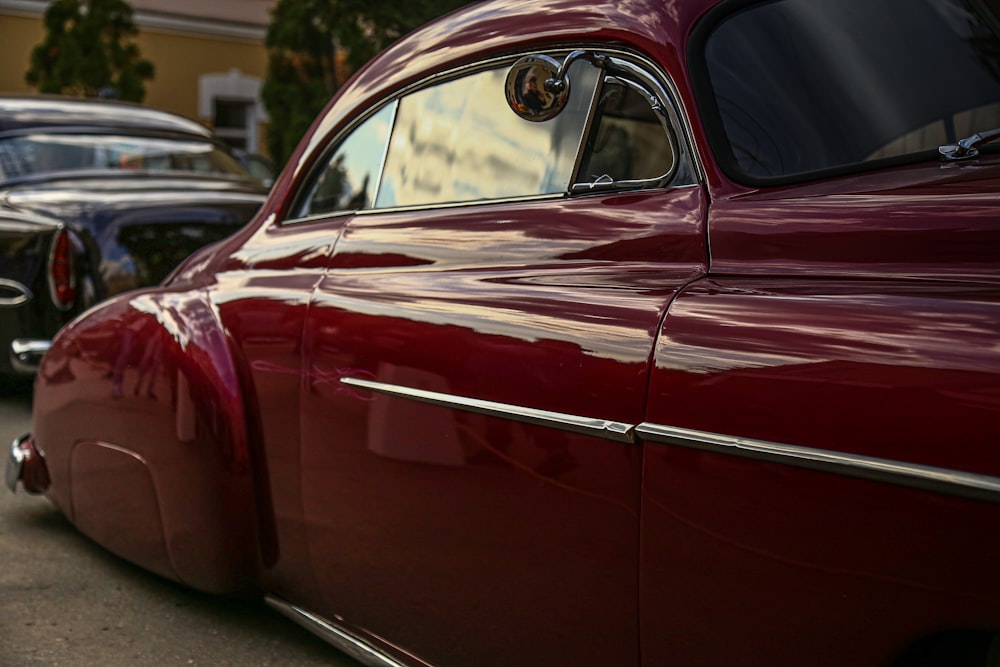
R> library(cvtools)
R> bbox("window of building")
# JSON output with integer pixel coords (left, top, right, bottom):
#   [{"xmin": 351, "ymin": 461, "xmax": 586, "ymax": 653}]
[{"xmin": 198, "ymin": 70, "xmax": 266, "ymax": 153}]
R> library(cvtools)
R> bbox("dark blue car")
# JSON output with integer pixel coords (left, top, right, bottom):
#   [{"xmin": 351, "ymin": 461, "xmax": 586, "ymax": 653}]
[{"xmin": 0, "ymin": 95, "xmax": 267, "ymax": 376}]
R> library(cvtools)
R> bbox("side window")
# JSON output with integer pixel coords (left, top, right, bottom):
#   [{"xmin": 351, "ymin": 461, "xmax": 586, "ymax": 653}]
[
  {"xmin": 375, "ymin": 62, "xmax": 599, "ymax": 208},
  {"xmin": 577, "ymin": 77, "xmax": 677, "ymax": 187},
  {"xmin": 286, "ymin": 51, "xmax": 689, "ymax": 222},
  {"xmin": 290, "ymin": 102, "xmax": 396, "ymax": 219}
]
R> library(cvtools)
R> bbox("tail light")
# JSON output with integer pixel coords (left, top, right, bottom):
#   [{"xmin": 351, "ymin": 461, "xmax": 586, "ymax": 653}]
[{"xmin": 48, "ymin": 227, "xmax": 76, "ymax": 309}]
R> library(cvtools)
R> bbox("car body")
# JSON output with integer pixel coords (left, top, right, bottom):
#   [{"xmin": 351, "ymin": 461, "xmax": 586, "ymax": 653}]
[
  {"xmin": 0, "ymin": 95, "xmax": 267, "ymax": 376},
  {"xmin": 8, "ymin": 0, "xmax": 1000, "ymax": 665}
]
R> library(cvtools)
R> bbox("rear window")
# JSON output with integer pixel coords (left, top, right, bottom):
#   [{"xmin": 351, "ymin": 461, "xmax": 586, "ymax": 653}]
[
  {"xmin": 0, "ymin": 133, "xmax": 249, "ymax": 182},
  {"xmin": 695, "ymin": 0, "xmax": 1000, "ymax": 183}
]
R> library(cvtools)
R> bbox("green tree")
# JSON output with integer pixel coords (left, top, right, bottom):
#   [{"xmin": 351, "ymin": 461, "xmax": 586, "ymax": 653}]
[
  {"xmin": 262, "ymin": 0, "xmax": 469, "ymax": 167},
  {"xmin": 25, "ymin": 0, "xmax": 154, "ymax": 102}
]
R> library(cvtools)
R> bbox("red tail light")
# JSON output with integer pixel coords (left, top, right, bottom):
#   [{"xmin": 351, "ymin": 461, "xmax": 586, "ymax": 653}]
[{"xmin": 48, "ymin": 228, "xmax": 76, "ymax": 309}]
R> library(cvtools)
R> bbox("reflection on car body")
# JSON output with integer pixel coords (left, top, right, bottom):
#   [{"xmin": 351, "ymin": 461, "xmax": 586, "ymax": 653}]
[{"xmin": 7, "ymin": 0, "xmax": 1000, "ymax": 666}]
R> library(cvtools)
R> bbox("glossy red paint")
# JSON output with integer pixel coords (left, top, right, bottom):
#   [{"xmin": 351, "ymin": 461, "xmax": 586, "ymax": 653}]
[
  {"xmin": 33, "ymin": 290, "xmax": 262, "ymax": 594},
  {"xmin": 708, "ymin": 159, "xmax": 1000, "ymax": 281},
  {"xmin": 16, "ymin": 0, "xmax": 1000, "ymax": 665}
]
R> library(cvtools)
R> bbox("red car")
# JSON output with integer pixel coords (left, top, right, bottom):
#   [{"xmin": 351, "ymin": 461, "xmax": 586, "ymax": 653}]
[{"xmin": 8, "ymin": 0, "xmax": 1000, "ymax": 664}]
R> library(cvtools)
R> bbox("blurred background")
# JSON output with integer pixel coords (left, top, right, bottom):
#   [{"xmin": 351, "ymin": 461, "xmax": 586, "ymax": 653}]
[{"xmin": 0, "ymin": 0, "xmax": 471, "ymax": 169}]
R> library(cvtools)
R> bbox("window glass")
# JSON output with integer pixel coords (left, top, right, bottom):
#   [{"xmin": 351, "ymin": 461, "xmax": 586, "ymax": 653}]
[
  {"xmin": 375, "ymin": 62, "xmax": 599, "ymax": 208},
  {"xmin": 291, "ymin": 102, "xmax": 395, "ymax": 219},
  {"xmin": 0, "ymin": 133, "xmax": 248, "ymax": 181},
  {"xmin": 213, "ymin": 100, "xmax": 250, "ymax": 151},
  {"xmin": 577, "ymin": 78, "xmax": 675, "ymax": 185},
  {"xmin": 702, "ymin": 0, "xmax": 1000, "ymax": 181}
]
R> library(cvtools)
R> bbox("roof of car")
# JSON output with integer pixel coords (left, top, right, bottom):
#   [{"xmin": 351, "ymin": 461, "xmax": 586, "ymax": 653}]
[
  {"xmin": 0, "ymin": 95, "xmax": 214, "ymax": 138},
  {"xmin": 299, "ymin": 0, "xmax": 720, "ymax": 161}
]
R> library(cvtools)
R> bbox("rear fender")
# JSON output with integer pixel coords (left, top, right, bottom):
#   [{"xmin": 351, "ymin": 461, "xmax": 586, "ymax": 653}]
[{"xmin": 33, "ymin": 287, "xmax": 262, "ymax": 595}]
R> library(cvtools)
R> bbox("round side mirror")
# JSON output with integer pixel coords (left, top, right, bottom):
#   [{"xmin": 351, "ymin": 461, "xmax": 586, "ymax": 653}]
[{"xmin": 505, "ymin": 54, "xmax": 570, "ymax": 122}]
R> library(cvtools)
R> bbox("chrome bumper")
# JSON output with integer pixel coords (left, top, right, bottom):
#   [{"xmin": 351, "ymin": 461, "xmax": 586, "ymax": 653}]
[
  {"xmin": 6, "ymin": 434, "xmax": 48, "ymax": 494},
  {"xmin": 9, "ymin": 338, "xmax": 51, "ymax": 375},
  {"xmin": 6, "ymin": 435, "xmax": 27, "ymax": 493}
]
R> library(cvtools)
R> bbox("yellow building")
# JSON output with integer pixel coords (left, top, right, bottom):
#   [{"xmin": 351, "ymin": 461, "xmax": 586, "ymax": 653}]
[{"xmin": 0, "ymin": 0, "xmax": 275, "ymax": 155}]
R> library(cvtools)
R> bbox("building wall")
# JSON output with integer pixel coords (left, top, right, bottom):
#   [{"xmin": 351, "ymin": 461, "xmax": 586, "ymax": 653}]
[
  {"xmin": 138, "ymin": 30, "xmax": 267, "ymax": 126},
  {"xmin": 0, "ymin": 13, "xmax": 45, "ymax": 94},
  {"xmin": 0, "ymin": 0, "xmax": 274, "ymax": 156}
]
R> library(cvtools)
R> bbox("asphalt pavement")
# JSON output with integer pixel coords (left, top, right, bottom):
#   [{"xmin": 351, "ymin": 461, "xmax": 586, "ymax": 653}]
[{"xmin": 0, "ymin": 377, "xmax": 361, "ymax": 666}]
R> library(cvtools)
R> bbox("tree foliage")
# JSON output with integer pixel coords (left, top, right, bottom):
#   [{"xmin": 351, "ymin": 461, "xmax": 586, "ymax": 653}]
[
  {"xmin": 262, "ymin": 0, "xmax": 469, "ymax": 167},
  {"xmin": 25, "ymin": 0, "xmax": 154, "ymax": 102}
]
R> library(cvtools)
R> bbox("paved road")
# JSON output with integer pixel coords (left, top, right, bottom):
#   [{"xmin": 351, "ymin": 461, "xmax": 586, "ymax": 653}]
[{"xmin": 0, "ymin": 377, "xmax": 361, "ymax": 666}]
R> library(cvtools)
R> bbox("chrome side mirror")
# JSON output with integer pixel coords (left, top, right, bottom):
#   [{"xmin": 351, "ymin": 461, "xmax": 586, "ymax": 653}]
[
  {"xmin": 505, "ymin": 54, "xmax": 570, "ymax": 122},
  {"xmin": 506, "ymin": 50, "xmax": 611, "ymax": 122}
]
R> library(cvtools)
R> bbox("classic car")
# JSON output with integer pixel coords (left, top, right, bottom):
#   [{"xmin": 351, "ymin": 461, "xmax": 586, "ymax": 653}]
[
  {"xmin": 0, "ymin": 95, "xmax": 267, "ymax": 377},
  {"xmin": 8, "ymin": 0, "xmax": 1000, "ymax": 664}
]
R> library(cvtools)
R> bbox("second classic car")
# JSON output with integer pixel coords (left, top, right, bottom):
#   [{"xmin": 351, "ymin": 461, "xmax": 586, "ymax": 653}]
[
  {"xmin": 8, "ymin": 0, "xmax": 1000, "ymax": 665},
  {"xmin": 0, "ymin": 95, "xmax": 267, "ymax": 376}
]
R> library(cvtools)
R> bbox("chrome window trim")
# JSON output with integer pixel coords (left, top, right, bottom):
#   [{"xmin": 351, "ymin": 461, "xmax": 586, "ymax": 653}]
[
  {"xmin": 285, "ymin": 192, "xmax": 569, "ymax": 225},
  {"xmin": 340, "ymin": 377, "xmax": 636, "ymax": 444},
  {"xmin": 282, "ymin": 45, "xmax": 704, "ymax": 226},
  {"xmin": 285, "ymin": 100, "xmax": 399, "ymax": 225},
  {"xmin": 355, "ymin": 192, "xmax": 567, "ymax": 216},
  {"xmin": 636, "ymin": 423, "xmax": 1000, "ymax": 504},
  {"xmin": 369, "ymin": 99, "xmax": 398, "ymax": 208}
]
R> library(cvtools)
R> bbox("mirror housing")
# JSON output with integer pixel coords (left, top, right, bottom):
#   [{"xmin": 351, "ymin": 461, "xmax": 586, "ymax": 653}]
[{"xmin": 505, "ymin": 54, "xmax": 570, "ymax": 122}]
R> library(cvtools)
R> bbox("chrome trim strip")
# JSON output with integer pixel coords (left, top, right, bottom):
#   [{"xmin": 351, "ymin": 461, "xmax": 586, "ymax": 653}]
[
  {"xmin": 636, "ymin": 423, "xmax": 1000, "ymax": 504},
  {"xmin": 340, "ymin": 377, "xmax": 636, "ymax": 444},
  {"xmin": 338, "ymin": 375, "xmax": 996, "ymax": 500},
  {"xmin": 6, "ymin": 435, "xmax": 27, "ymax": 493},
  {"xmin": 265, "ymin": 596, "xmax": 411, "ymax": 667}
]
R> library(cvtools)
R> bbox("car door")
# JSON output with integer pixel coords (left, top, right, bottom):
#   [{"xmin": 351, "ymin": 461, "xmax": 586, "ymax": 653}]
[
  {"xmin": 291, "ymin": 52, "xmax": 707, "ymax": 666},
  {"xmin": 638, "ymin": 0, "xmax": 1000, "ymax": 663}
]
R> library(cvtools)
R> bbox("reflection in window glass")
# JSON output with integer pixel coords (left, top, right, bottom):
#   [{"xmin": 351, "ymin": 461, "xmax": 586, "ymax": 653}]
[
  {"xmin": 376, "ymin": 62, "xmax": 599, "ymax": 208},
  {"xmin": 0, "ymin": 134, "xmax": 248, "ymax": 181},
  {"xmin": 703, "ymin": 0, "xmax": 1000, "ymax": 180},
  {"xmin": 293, "ymin": 102, "xmax": 395, "ymax": 218}
]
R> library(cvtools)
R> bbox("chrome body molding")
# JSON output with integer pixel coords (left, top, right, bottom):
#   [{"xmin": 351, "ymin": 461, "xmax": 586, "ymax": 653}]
[
  {"xmin": 339, "ymin": 377, "xmax": 636, "ymax": 444},
  {"xmin": 9, "ymin": 338, "xmax": 51, "ymax": 375},
  {"xmin": 265, "ymin": 596, "xmax": 416, "ymax": 667},
  {"xmin": 636, "ymin": 423, "xmax": 1000, "ymax": 504},
  {"xmin": 340, "ymin": 375, "xmax": 1000, "ymax": 502}
]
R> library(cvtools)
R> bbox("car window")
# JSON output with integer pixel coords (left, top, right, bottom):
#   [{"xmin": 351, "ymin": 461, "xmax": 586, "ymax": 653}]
[
  {"xmin": 0, "ymin": 133, "xmax": 249, "ymax": 181},
  {"xmin": 287, "ymin": 61, "xmax": 600, "ymax": 222},
  {"xmin": 291, "ymin": 103, "xmax": 396, "ymax": 219},
  {"xmin": 697, "ymin": 0, "xmax": 1000, "ymax": 182},
  {"xmin": 375, "ymin": 62, "xmax": 598, "ymax": 208},
  {"xmin": 576, "ymin": 76, "xmax": 677, "ymax": 188},
  {"xmin": 285, "ymin": 52, "xmax": 692, "ymax": 223}
]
